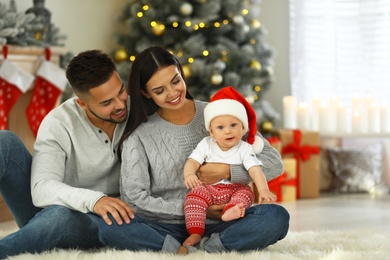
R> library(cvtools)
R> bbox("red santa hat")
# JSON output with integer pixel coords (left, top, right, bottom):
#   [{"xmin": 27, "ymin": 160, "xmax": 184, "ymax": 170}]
[{"xmin": 204, "ymin": 86, "xmax": 264, "ymax": 153}]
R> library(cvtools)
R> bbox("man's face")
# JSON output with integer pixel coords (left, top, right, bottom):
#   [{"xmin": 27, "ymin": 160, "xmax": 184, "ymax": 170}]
[{"xmin": 77, "ymin": 72, "xmax": 128, "ymax": 125}]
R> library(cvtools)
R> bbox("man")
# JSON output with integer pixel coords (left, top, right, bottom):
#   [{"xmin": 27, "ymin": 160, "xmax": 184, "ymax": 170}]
[{"xmin": 0, "ymin": 50, "xmax": 134, "ymax": 258}]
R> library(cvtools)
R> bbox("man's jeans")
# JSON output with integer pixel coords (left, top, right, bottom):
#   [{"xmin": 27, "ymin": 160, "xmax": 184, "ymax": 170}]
[
  {"xmin": 0, "ymin": 131, "xmax": 103, "ymax": 259},
  {"xmin": 99, "ymin": 204, "xmax": 290, "ymax": 253}
]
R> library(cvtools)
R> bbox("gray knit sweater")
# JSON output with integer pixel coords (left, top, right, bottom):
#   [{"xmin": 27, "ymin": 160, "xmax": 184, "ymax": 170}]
[
  {"xmin": 120, "ymin": 100, "xmax": 283, "ymax": 224},
  {"xmin": 31, "ymin": 97, "xmax": 127, "ymax": 213}
]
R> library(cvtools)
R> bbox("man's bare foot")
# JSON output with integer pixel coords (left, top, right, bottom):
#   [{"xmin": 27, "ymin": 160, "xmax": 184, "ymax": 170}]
[
  {"xmin": 183, "ymin": 234, "xmax": 202, "ymax": 246},
  {"xmin": 221, "ymin": 203, "xmax": 246, "ymax": 221},
  {"xmin": 177, "ymin": 246, "xmax": 188, "ymax": 255}
]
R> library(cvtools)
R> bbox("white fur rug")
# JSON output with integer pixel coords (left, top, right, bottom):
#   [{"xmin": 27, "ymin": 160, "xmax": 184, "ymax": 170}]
[{"xmin": 1, "ymin": 229, "xmax": 389, "ymax": 260}]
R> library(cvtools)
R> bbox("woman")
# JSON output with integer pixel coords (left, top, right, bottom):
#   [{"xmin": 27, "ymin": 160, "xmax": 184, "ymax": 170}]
[{"xmin": 98, "ymin": 46, "xmax": 289, "ymax": 253}]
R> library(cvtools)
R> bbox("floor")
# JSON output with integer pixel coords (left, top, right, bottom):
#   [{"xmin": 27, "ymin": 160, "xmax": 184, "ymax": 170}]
[{"xmin": 1, "ymin": 193, "xmax": 390, "ymax": 233}]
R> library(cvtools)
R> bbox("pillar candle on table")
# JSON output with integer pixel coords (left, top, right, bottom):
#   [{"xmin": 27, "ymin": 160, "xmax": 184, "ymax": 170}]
[
  {"xmin": 337, "ymin": 103, "xmax": 348, "ymax": 133},
  {"xmin": 351, "ymin": 111, "xmax": 363, "ymax": 133},
  {"xmin": 380, "ymin": 105, "xmax": 390, "ymax": 133},
  {"xmin": 311, "ymin": 98, "xmax": 320, "ymax": 131},
  {"xmin": 368, "ymin": 104, "xmax": 380, "ymax": 133},
  {"xmin": 319, "ymin": 103, "xmax": 335, "ymax": 133},
  {"xmin": 283, "ymin": 96, "xmax": 297, "ymax": 129},
  {"xmin": 297, "ymin": 102, "xmax": 310, "ymax": 130}
]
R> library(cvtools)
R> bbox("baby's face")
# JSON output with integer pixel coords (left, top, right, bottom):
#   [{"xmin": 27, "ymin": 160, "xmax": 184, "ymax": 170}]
[{"xmin": 209, "ymin": 115, "xmax": 245, "ymax": 151}]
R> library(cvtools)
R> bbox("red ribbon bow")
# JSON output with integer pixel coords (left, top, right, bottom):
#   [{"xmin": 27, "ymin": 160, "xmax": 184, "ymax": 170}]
[
  {"xmin": 268, "ymin": 172, "xmax": 297, "ymax": 202},
  {"xmin": 281, "ymin": 129, "xmax": 320, "ymax": 198}
]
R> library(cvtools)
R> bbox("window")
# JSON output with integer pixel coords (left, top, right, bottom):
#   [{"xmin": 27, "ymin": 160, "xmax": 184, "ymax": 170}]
[{"xmin": 289, "ymin": 0, "xmax": 390, "ymax": 108}]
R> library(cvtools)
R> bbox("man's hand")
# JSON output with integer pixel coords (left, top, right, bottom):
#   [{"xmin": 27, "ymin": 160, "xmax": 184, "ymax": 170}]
[
  {"xmin": 93, "ymin": 197, "xmax": 134, "ymax": 226},
  {"xmin": 198, "ymin": 163, "xmax": 230, "ymax": 185},
  {"xmin": 206, "ymin": 204, "xmax": 225, "ymax": 220}
]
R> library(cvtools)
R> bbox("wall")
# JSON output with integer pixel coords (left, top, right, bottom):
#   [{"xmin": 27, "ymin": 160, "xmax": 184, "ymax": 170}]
[
  {"xmin": 259, "ymin": 0, "xmax": 290, "ymax": 128},
  {"xmin": 1, "ymin": 0, "xmax": 290, "ymax": 125}
]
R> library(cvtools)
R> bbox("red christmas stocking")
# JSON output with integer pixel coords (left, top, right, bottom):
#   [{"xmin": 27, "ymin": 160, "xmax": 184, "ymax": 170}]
[
  {"xmin": 0, "ymin": 60, "xmax": 34, "ymax": 130},
  {"xmin": 26, "ymin": 60, "xmax": 67, "ymax": 136}
]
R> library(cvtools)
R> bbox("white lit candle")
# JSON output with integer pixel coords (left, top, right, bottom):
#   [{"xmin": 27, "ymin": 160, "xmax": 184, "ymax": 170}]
[
  {"xmin": 351, "ymin": 111, "xmax": 363, "ymax": 133},
  {"xmin": 380, "ymin": 105, "xmax": 390, "ymax": 133},
  {"xmin": 368, "ymin": 103, "xmax": 380, "ymax": 133},
  {"xmin": 311, "ymin": 98, "xmax": 320, "ymax": 131},
  {"xmin": 283, "ymin": 96, "xmax": 297, "ymax": 129},
  {"xmin": 337, "ymin": 103, "xmax": 348, "ymax": 133},
  {"xmin": 297, "ymin": 102, "xmax": 310, "ymax": 130},
  {"xmin": 319, "ymin": 103, "xmax": 333, "ymax": 133}
]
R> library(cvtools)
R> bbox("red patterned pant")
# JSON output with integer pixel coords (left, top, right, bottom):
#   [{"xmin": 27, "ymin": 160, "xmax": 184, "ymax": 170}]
[{"xmin": 184, "ymin": 183, "xmax": 254, "ymax": 236}]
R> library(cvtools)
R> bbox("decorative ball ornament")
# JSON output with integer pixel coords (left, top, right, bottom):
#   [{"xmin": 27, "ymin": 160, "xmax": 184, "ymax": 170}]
[
  {"xmin": 151, "ymin": 22, "xmax": 166, "ymax": 36},
  {"xmin": 180, "ymin": 2, "xmax": 193, "ymax": 16},
  {"xmin": 210, "ymin": 73, "xmax": 223, "ymax": 86},
  {"xmin": 232, "ymin": 15, "xmax": 244, "ymax": 24},
  {"xmin": 114, "ymin": 48, "xmax": 128, "ymax": 62},
  {"xmin": 260, "ymin": 120, "xmax": 273, "ymax": 133},
  {"xmin": 249, "ymin": 59, "xmax": 262, "ymax": 71},
  {"xmin": 251, "ymin": 19, "xmax": 261, "ymax": 28},
  {"xmin": 182, "ymin": 64, "xmax": 192, "ymax": 78}
]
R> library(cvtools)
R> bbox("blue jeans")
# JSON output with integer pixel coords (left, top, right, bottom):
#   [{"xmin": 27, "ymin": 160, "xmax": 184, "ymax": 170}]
[
  {"xmin": 0, "ymin": 131, "xmax": 103, "ymax": 259},
  {"xmin": 99, "ymin": 204, "xmax": 289, "ymax": 253}
]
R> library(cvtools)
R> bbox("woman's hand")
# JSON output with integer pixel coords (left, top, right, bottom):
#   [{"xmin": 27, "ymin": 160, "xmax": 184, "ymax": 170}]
[{"xmin": 198, "ymin": 163, "xmax": 230, "ymax": 185}]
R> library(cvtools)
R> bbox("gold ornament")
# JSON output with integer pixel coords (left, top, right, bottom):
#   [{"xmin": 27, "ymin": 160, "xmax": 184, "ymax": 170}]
[
  {"xmin": 261, "ymin": 120, "xmax": 273, "ymax": 132},
  {"xmin": 151, "ymin": 22, "xmax": 165, "ymax": 36},
  {"xmin": 180, "ymin": 2, "xmax": 193, "ymax": 16},
  {"xmin": 210, "ymin": 73, "xmax": 223, "ymax": 85},
  {"xmin": 114, "ymin": 49, "xmax": 128, "ymax": 62},
  {"xmin": 251, "ymin": 19, "xmax": 261, "ymax": 28},
  {"xmin": 34, "ymin": 31, "xmax": 43, "ymax": 40},
  {"xmin": 182, "ymin": 64, "xmax": 192, "ymax": 78},
  {"xmin": 249, "ymin": 59, "xmax": 262, "ymax": 71}
]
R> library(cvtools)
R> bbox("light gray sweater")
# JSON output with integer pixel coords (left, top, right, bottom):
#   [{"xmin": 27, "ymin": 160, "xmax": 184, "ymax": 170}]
[
  {"xmin": 31, "ymin": 97, "xmax": 127, "ymax": 213},
  {"xmin": 120, "ymin": 100, "xmax": 283, "ymax": 224}
]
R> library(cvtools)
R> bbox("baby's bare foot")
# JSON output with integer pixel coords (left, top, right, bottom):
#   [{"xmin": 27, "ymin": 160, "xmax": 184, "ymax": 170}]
[
  {"xmin": 183, "ymin": 234, "xmax": 202, "ymax": 246},
  {"xmin": 221, "ymin": 203, "xmax": 246, "ymax": 221}
]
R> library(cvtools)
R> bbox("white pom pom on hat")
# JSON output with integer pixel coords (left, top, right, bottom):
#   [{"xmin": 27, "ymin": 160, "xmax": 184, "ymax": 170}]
[{"xmin": 204, "ymin": 86, "xmax": 264, "ymax": 153}]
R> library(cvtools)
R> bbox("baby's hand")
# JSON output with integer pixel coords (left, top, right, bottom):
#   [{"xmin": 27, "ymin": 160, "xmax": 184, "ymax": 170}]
[
  {"xmin": 184, "ymin": 174, "xmax": 202, "ymax": 189},
  {"xmin": 258, "ymin": 189, "xmax": 277, "ymax": 204}
]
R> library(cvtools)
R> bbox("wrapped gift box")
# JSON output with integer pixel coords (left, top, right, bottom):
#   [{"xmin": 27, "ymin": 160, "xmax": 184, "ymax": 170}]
[
  {"xmin": 268, "ymin": 158, "xmax": 297, "ymax": 202},
  {"xmin": 252, "ymin": 158, "xmax": 297, "ymax": 203},
  {"xmin": 278, "ymin": 129, "xmax": 320, "ymax": 199}
]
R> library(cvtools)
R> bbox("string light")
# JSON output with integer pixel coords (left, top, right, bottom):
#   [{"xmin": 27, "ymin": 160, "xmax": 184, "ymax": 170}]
[
  {"xmin": 214, "ymin": 22, "xmax": 221, "ymax": 28},
  {"xmin": 137, "ymin": 12, "xmax": 143, "ymax": 18},
  {"xmin": 142, "ymin": 5, "xmax": 149, "ymax": 11},
  {"xmin": 129, "ymin": 55, "xmax": 136, "ymax": 61},
  {"xmin": 185, "ymin": 21, "xmax": 191, "ymax": 27},
  {"xmin": 202, "ymin": 50, "xmax": 209, "ymax": 56},
  {"xmin": 188, "ymin": 57, "xmax": 194, "ymax": 63},
  {"xmin": 242, "ymin": 9, "xmax": 249, "ymax": 16},
  {"xmin": 172, "ymin": 22, "xmax": 179, "ymax": 27},
  {"xmin": 254, "ymin": 85, "xmax": 261, "ymax": 92}
]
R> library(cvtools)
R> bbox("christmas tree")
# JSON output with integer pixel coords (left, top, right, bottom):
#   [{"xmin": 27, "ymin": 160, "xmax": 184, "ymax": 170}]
[{"xmin": 112, "ymin": 0, "xmax": 279, "ymax": 126}]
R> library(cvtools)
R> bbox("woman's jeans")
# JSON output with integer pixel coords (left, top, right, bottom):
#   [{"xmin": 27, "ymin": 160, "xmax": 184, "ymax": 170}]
[
  {"xmin": 0, "ymin": 131, "xmax": 103, "ymax": 259},
  {"xmin": 99, "ymin": 204, "xmax": 290, "ymax": 253}
]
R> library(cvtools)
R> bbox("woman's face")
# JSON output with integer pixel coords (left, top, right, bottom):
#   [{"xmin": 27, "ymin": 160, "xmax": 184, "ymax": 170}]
[{"xmin": 143, "ymin": 65, "xmax": 187, "ymax": 111}]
